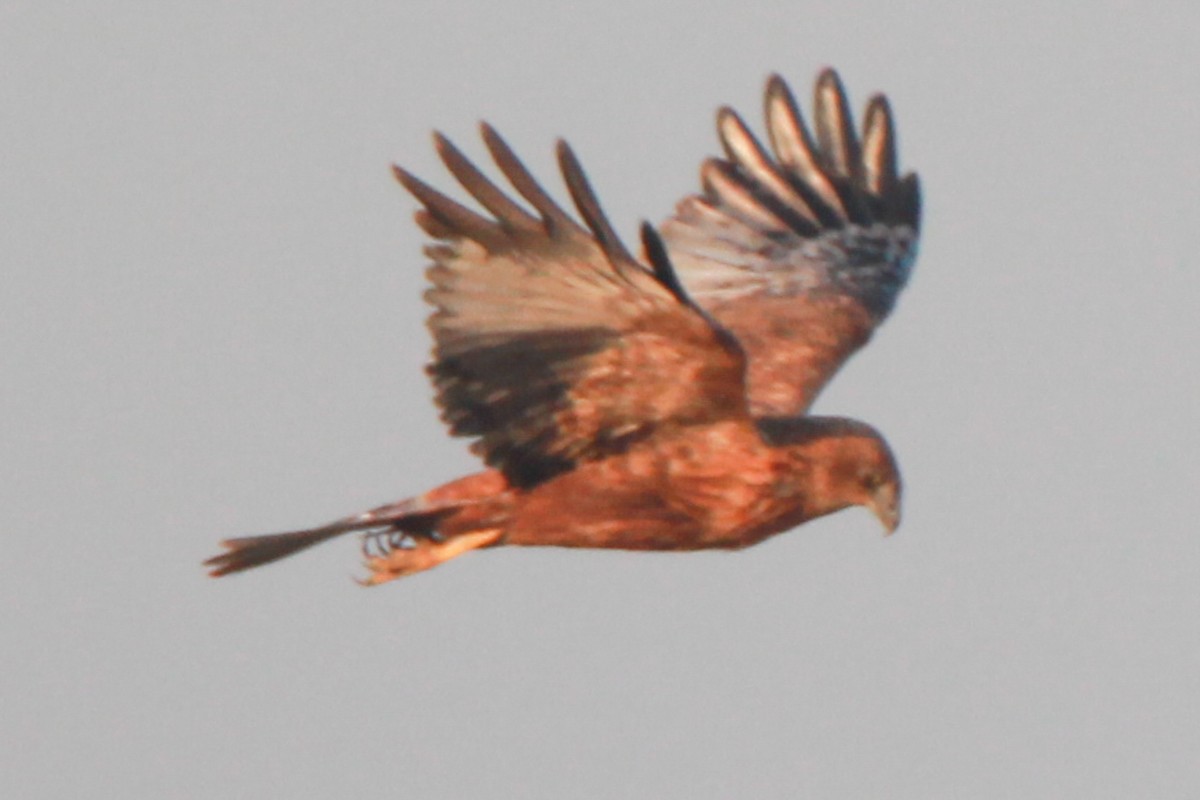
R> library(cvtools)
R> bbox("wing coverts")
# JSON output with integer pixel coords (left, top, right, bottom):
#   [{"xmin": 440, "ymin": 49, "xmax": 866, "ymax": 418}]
[{"xmin": 396, "ymin": 127, "xmax": 748, "ymax": 487}]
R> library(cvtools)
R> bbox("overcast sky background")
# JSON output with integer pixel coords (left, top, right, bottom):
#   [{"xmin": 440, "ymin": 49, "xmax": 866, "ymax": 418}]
[{"xmin": 4, "ymin": 1, "xmax": 1199, "ymax": 797}]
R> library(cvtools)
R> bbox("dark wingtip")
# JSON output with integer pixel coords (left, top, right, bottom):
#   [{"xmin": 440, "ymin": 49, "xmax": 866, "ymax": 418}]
[
  {"xmin": 479, "ymin": 123, "xmax": 575, "ymax": 230},
  {"xmin": 557, "ymin": 139, "xmax": 636, "ymax": 265},
  {"xmin": 763, "ymin": 73, "xmax": 798, "ymax": 128},
  {"xmin": 815, "ymin": 66, "xmax": 844, "ymax": 92},
  {"xmin": 861, "ymin": 94, "xmax": 897, "ymax": 196},
  {"xmin": 391, "ymin": 163, "xmax": 431, "ymax": 199},
  {"xmin": 714, "ymin": 105, "xmax": 738, "ymax": 138},
  {"xmin": 899, "ymin": 172, "xmax": 922, "ymax": 231},
  {"xmin": 553, "ymin": 137, "xmax": 576, "ymax": 171},
  {"xmin": 478, "ymin": 119, "xmax": 500, "ymax": 143},
  {"xmin": 864, "ymin": 93, "xmax": 892, "ymax": 116},
  {"xmin": 393, "ymin": 159, "xmax": 505, "ymax": 246},
  {"xmin": 431, "ymin": 130, "xmax": 461, "ymax": 167},
  {"xmin": 391, "ymin": 162, "xmax": 411, "ymax": 186},
  {"xmin": 813, "ymin": 67, "xmax": 859, "ymax": 175},
  {"xmin": 640, "ymin": 222, "xmax": 691, "ymax": 305}
]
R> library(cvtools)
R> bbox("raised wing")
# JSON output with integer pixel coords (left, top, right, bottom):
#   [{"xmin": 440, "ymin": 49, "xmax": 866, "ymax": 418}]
[
  {"xmin": 395, "ymin": 127, "xmax": 748, "ymax": 488},
  {"xmin": 660, "ymin": 69, "xmax": 921, "ymax": 417}
]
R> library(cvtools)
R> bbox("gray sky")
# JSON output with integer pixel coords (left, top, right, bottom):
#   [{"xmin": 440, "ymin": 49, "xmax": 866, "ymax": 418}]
[{"xmin": 4, "ymin": 1, "xmax": 1199, "ymax": 797}]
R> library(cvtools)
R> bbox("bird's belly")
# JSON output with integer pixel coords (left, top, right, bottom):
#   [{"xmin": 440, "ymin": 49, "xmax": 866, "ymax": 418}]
[{"xmin": 502, "ymin": 433, "xmax": 811, "ymax": 552}]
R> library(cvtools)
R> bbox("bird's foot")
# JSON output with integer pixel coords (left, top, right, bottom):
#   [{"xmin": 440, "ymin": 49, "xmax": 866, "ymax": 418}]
[{"xmin": 357, "ymin": 528, "xmax": 502, "ymax": 586}]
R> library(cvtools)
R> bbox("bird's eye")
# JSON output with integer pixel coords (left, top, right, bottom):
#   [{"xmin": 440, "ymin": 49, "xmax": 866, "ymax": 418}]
[{"xmin": 860, "ymin": 472, "xmax": 882, "ymax": 491}]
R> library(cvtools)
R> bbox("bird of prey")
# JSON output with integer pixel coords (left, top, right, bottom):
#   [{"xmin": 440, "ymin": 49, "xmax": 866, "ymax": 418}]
[{"xmin": 205, "ymin": 69, "xmax": 921, "ymax": 585}]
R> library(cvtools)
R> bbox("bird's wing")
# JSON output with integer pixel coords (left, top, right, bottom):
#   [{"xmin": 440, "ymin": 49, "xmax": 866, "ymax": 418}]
[
  {"xmin": 659, "ymin": 69, "xmax": 921, "ymax": 417},
  {"xmin": 395, "ymin": 126, "xmax": 748, "ymax": 488}
]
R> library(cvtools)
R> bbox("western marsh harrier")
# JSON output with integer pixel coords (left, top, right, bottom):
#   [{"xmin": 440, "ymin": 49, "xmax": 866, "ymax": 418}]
[{"xmin": 206, "ymin": 69, "xmax": 920, "ymax": 585}]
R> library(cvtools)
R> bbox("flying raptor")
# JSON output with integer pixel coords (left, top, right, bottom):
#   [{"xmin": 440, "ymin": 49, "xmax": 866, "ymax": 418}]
[{"xmin": 206, "ymin": 69, "xmax": 921, "ymax": 585}]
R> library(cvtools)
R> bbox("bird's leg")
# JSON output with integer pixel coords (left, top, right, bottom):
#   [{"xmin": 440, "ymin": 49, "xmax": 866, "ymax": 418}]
[
  {"xmin": 358, "ymin": 528, "xmax": 503, "ymax": 586},
  {"xmin": 360, "ymin": 528, "xmax": 418, "ymax": 560}
]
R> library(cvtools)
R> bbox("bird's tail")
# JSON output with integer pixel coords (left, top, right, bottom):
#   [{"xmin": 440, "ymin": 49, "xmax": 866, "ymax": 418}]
[{"xmin": 205, "ymin": 470, "xmax": 511, "ymax": 583}]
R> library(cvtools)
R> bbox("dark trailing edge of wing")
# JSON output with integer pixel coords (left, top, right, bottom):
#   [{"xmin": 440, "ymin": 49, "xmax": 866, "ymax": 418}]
[{"xmin": 428, "ymin": 329, "xmax": 616, "ymax": 488}]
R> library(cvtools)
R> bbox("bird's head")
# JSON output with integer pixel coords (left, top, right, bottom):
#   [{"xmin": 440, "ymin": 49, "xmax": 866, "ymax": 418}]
[
  {"xmin": 828, "ymin": 426, "xmax": 902, "ymax": 534},
  {"xmin": 857, "ymin": 458, "xmax": 901, "ymax": 535},
  {"xmin": 763, "ymin": 416, "xmax": 902, "ymax": 534}
]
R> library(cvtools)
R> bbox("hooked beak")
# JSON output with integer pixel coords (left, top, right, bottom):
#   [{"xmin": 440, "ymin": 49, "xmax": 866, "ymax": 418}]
[{"xmin": 868, "ymin": 484, "xmax": 901, "ymax": 535}]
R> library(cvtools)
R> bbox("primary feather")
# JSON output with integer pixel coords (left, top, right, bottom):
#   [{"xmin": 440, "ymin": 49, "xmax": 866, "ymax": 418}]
[{"xmin": 661, "ymin": 69, "xmax": 921, "ymax": 416}]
